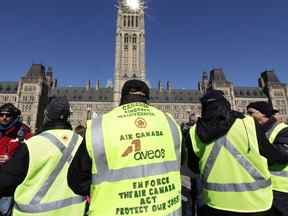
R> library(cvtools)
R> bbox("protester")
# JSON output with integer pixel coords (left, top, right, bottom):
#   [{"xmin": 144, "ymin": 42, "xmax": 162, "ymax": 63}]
[
  {"xmin": 186, "ymin": 90, "xmax": 288, "ymax": 216},
  {"xmin": 247, "ymin": 101, "xmax": 288, "ymax": 216},
  {"xmin": 180, "ymin": 112, "xmax": 199, "ymax": 216},
  {"xmin": 0, "ymin": 97, "xmax": 86, "ymax": 216},
  {"xmin": 0, "ymin": 103, "xmax": 32, "ymax": 216},
  {"xmin": 68, "ymin": 79, "xmax": 182, "ymax": 216}
]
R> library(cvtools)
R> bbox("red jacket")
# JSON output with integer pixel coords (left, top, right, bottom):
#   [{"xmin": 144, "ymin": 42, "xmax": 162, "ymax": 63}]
[{"xmin": 0, "ymin": 122, "xmax": 32, "ymax": 165}]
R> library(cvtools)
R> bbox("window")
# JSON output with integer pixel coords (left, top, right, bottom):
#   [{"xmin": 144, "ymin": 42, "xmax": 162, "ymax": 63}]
[
  {"xmin": 124, "ymin": 34, "xmax": 129, "ymax": 43},
  {"xmin": 132, "ymin": 34, "xmax": 137, "ymax": 43},
  {"xmin": 128, "ymin": 16, "xmax": 130, "ymax": 27},
  {"xmin": 274, "ymin": 90, "xmax": 284, "ymax": 97},
  {"xmin": 123, "ymin": 16, "xmax": 127, "ymax": 27},
  {"xmin": 136, "ymin": 16, "xmax": 139, "ymax": 27}
]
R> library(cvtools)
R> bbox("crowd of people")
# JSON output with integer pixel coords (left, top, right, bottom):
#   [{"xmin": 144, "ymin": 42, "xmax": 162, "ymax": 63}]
[{"xmin": 0, "ymin": 79, "xmax": 287, "ymax": 216}]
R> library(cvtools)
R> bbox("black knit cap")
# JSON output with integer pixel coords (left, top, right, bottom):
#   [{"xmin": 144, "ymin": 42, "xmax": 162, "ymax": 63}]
[
  {"xmin": 200, "ymin": 90, "xmax": 227, "ymax": 105},
  {"xmin": 121, "ymin": 79, "xmax": 150, "ymax": 99},
  {"xmin": 44, "ymin": 96, "xmax": 70, "ymax": 121},
  {"xmin": 247, "ymin": 101, "xmax": 279, "ymax": 117},
  {"xmin": 0, "ymin": 103, "xmax": 21, "ymax": 117}
]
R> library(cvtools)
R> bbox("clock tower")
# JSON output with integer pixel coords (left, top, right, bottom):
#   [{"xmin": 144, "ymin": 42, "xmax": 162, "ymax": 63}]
[{"xmin": 113, "ymin": 0, "xmax": 146, "ymax": 104}]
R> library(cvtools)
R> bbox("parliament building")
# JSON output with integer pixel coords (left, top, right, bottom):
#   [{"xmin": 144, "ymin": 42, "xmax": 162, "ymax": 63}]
[{"xmin": 1, "ymin": 0, "xmax": 288, "ymax": 131}]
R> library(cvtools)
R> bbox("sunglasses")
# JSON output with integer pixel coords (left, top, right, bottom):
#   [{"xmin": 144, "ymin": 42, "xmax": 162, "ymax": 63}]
[{"xmin": 0, "ymin": 113, "xmax": 12, "ymax": 118}]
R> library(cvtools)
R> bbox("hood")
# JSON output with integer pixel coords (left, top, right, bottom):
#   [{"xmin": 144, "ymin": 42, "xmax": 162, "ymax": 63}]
[{"xmin": 196, "ymin": 109, "xmax": 244, "ymax": 144}]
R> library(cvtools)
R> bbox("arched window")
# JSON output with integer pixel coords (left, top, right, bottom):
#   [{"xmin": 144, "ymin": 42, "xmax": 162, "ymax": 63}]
[
  {"xmin": 136, "ymin": 16, "xmax": 139, "ymax": 27},
  {"xmin": 132, "ymin": 34, "xmax": 137, "ymax": 43},
  {"xmin": 123, "ymin": 16, "xmax": 127, "ymax": 27},
  {"xmin": 128, "ymin": 16, "xmax": 130, "ymax": 27},
  {"xmin": 124, "ymin": 34, "xmax": 129, "ymax": 43}
]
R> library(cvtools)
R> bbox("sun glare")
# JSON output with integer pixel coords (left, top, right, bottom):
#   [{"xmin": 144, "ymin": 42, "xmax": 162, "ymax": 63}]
[{"xmin": 125, "ymin": 0, "xmax": 140, "ymax": 11}]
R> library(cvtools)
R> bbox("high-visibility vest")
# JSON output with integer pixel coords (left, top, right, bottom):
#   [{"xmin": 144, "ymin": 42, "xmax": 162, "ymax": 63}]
[
  {"xmin": 265, "ymin": 122, "xmax": 288, "ymax": 192},
  {"xmin": 190, "ymin": 116, "xmax": 272, "ymax": 213},
  {"xmin": 86, "ymin": 102, "xmax": 182, "ymax": 216},
  {"xmin": 13, "ymin": 130, "xmax": 86, "ymax": 216}
]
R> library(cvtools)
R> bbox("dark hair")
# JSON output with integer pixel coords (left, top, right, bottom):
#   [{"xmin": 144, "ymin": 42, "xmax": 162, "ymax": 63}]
[{"xmin": 74, "ymin": 125, "xmax": 86, "ymax": 137}]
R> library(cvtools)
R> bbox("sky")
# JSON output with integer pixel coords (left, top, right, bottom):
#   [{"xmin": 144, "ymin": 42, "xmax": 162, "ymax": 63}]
[{"xmin": 0, "ymin": 0, "xmax": 287, "ymax": 89}]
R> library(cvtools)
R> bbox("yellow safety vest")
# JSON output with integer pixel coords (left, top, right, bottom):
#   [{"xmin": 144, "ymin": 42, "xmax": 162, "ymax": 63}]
[
  {"xmin": 86, "ymin": 102, "xmax": 182, "ymax": 216},
  {"xmin": 190, "ymin": 116, "xmax": 272, "ymax": 213},
  {"xmin": 13, "ymin": 130, "xmax": 86, "ymax": 216},
  {"xmin": 265, "ymin": 122, "xmax": 288, "ymax": 192}
]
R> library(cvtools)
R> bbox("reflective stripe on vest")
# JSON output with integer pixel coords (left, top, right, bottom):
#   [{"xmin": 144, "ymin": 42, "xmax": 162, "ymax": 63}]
[
  {"xmin": 91, "ymin": 114, "xmax": 181, "ymax": 185},
  {"xmin": 265, "ymin": 122, "xmax": 288, "ymax": 179},
  {"xmin": 265, "ymin": 123, "xmax": 279, "ymax": 140},
  {"xmin": 203, "ymin": 136, "xmax": 271, "ymax": 192},
  {"xmin": 168, "ymin": 207, "xmax": 181, "ymax": 216},
  {"xmin": 15, "ymin": 132, "xmax": 85, "ymax": 213},
  {"xmin": 271, "ymin": 171, "xmax": 288, "ymax": 177}
]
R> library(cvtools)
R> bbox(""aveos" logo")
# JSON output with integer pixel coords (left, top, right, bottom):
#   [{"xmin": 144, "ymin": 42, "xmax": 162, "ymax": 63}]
[
  {"xmin": 134, "ymin": 148, "xmax": 165, "ymax": 160},
  {"xmin": 121, "ymin": 139, "xmax": 165, "ymax": 160}
]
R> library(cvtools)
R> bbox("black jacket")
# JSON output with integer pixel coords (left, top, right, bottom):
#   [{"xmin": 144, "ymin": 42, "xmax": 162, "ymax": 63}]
[
  {"xmin": 67, "ymin": 139, "xmax": 91, "ymax": 196},
  {"xmin": 0, "ymin": 121, "xmax": 73, "ymax": 198},
  {"xmin": 260, "ymin": 117, "xmax": 288, "ymax": 163},
  {"xmin": 185, "ymin": 112, "xmax": 288, "ymax": 174}
]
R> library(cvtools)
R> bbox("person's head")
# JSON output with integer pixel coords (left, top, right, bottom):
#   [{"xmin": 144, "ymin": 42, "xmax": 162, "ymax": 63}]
[
  {"xmin": 120, "ymin": 79, "xmax": 150, "ymax": 105},
  {"xmin": 0, "ymin": 103, "xmax": 21, "ymax": 126},
  {"xmin": 43, "ymin": 96, "xmax": 71, "ymax": 124},
  {"xmin": 200, "ymin": 90, "xmax": 231, "ymax": 120},
  {"xmin": 188, "ymin": 113, "xmax": 197, "ymax": 124},
  {"xmin": 74, "ymin": 125, "xmax": 86, "ymax": 137},
  {"xmin": 247, "ymin": 101, "xmax": 278, "ymax": 125}
]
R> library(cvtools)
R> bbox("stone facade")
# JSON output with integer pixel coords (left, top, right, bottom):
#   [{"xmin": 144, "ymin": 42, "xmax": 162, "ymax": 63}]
[
  {"xmin": 1, "ymin": 0, "xmax": 287, "ymax": 131},
  {"xmin": 0, "ymin": 64, "xmax": 50, "ymax": 131},
  {"xmin": 114, "ymin": 0, "xmax": 146, "ymax": 104},
  {"xmin": 1, "ymin": 66, "xmax": 287, "ymax": 131}
]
